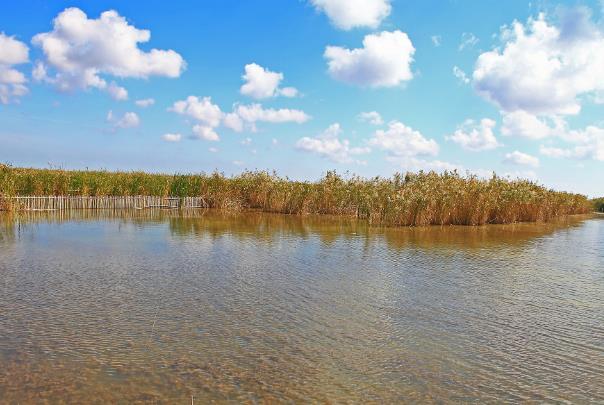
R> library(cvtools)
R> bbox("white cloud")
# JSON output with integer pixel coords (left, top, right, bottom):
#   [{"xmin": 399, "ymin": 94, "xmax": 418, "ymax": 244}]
[
  {"xmin": 310, "ymin": 0, "xmax": 391, "ymax": 30},
  {"xmin": 459, "ymin": 32, "xmax": 479, "ymax": 51},
  {"xmin": 296, "ymin": 123, "xmax": 370, "ymax": 163},
  {"xmin": 453, "ymin": 66, "xmax": 470, "ymax": 84},
  {"xmin": 107, "ymin": 82, "xmax": 128, "ymax": 100},
  {"xmin": 135, "ymin": 98, "xmax": 155, "ymax": 107},
  {"xmin": 32, "ymin": 7, "xmax": 185, "ymax": 99},
  {"xmin": 107, "ymin": 110, "xmax": 140, "ymax": 130},
  {"xmin": 0, "ymin": 33, "xmax": 29, "ymax": 104},
  {"xmin": 169, "ymin": 96, "xmax": 223, "ymax": 127},
  {"xmin": 369, "ymin": 121, "xmax": 439, "ymax": 157},
  {"xmin": 278, "ymin": 87, "xmax": 299, "ymax": 98},
  {"xmin": 241, "ymin": 137, "xmax": 252, "ymax": 146},
  {"xmin": 208, "ymin": 147, "xmax": 218, "ymax": 153},
  {"xmin": 169, "ymin": 96, "xmax": 224, "ymax": 141},
  {"xmin": 223, "ymin": 112, "xmax": 244, "ymax": 132},
  {"xmin": 500, "ymin": 111, "xmax": 563, "ymax": 140},
  {"xmin": 539, "ymin": 125, "xmax": 604, "ymax": 161},
  {"xmin": 0, "ymin": 33, "xmax": 28, "ymax": 65},
  {"xmin": 162, "ymin": 133, "xmax": 181, "ymax": 142},
  {"xmin": 234, "ymin": 103, "xmax": 310, "ymax": 125},
  {"xmin": 116, "ymin": 112, "xmax": 140, "ymax": 129},
  {"xmin": 540, "ymin": 146, "xmax": 573, "ymax": 158},
  {"xmin": 504, "ymin": 150, "xmax": 540, "ymax": 167},
  {"xmin": 169, "ymin": 96, "xmax": 310, "ymax": 139},
  {"xmin": 447, "ymin": 118, "xmax": 501, "ymax": 151},
  {"xmin": 431, "ymin": 35, "xmax": 442, "ymax": 47},
  {"xmin": 240, "ymin": 63, "xmax": 298, "ymax": 99},
  {"xmin": 324, "ymin": 30, "xmax": 415, "ymax": 88},
  {"xmin": 0, "ymin": 68, "xmax": 26, "ymax": 84},
  {"xmin": 192, "ymin": 125, "xmax": 219, "ymax": 141},
  {"xmin": 358, "ymin": 111, "xmax": 383, "ymax": 125},
  {"xmin": 473, "ymin": 9, "xmax": 604, "ymax": 115}
]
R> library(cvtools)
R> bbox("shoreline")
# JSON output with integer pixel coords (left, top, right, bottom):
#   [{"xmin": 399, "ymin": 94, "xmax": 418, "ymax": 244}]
[
  {"xmin": 1, "ymin": 166, "xmax": 593, "ymax": 226},
  {"xmin": 0, "ymin": 199, "xmax": 597, "ymax": 229}
]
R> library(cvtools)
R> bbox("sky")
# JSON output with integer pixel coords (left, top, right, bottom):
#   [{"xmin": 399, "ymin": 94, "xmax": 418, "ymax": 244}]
[{"xmin": 0, "ymin": 0, "xmax": 603, "ymax": 197}]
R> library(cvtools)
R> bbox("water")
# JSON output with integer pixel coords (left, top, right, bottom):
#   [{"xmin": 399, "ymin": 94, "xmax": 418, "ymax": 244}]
[{"xmin": 0, "ymin": 210, "xmax": 603, "ymax": 403}]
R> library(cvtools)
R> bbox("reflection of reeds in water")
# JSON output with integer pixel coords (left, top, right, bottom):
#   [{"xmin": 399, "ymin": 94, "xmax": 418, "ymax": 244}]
[
  {"xmin": 1, "ymin": 165, "xmax": 591, "ymax": 225},
  {"xmin": 3, "ymin": 209, "xmax": 594, "ymax": 250}
]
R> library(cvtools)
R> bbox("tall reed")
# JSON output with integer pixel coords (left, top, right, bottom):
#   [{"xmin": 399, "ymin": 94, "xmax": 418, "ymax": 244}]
[{"xmin": 0, "ymin": 164, "xmax": 592, "ymax": 225}]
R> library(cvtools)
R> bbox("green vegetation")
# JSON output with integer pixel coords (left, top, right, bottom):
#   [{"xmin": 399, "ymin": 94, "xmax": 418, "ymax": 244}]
[
  {"xmin": 592, "ymin": 198, "xmax": 604, "ymax": 212},
  {"xmin": 0, "ymin": 164, "xmax": 592, "ymax": 225}
]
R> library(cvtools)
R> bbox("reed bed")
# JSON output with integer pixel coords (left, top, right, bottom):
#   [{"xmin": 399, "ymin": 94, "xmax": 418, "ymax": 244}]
[{"xmin": 0, "ymin": 164, "xmax": 591, "ymax": 226}]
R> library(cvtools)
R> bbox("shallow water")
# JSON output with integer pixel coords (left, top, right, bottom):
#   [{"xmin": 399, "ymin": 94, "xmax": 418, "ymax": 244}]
[{"xmin": 0, "ymin": 210, "xmax": 603, "ymax": 403}]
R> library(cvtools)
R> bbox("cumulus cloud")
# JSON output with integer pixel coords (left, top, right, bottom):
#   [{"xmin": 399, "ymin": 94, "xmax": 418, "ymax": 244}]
[
  {"xmin": 0, "ymin": 33, "xmax": 29, "ymax": 65},
  {"xmin": 135, "ymin": 98, "xmax": 155, "ymax": 107},
  {"xmin": 473, "ymin": 9, "xmax": 604, "ymax": 115},
  {"xmin": 504, "ymin": 150, "xmax": 540, "ymax": 167},
  {"xmin": 115, "ymin": 112, "xmax": 140, "ymax": 128},
  {"xmin": 32, "ymin": 7, "xmax": 185, "ymax": 99},
  {"xmin": 310, "ymin": 0, "xmax": 391, "ymax": 30},
  {"xmin": 169, "ymin": 96, "xmax": 223, "ymax": 141},
  {"xmin": 234, "ymin": 104, "xmax": 310, "ymax": 125},
  {"xmin": 0, "ymin": 33, "xmax": 29, "ymax": 104},
  {"xmin": 240, "ymin": 63, "xmax": 298, "ymax": 99},
  {"xmin": 324, "ymin": 30, "xmax": 415, "ymax": 87},
  {"xmin": 107, "ymin": 110, "xmax": 140, "ymax": 131},
  {"xmin": 169, "ymin": 96, "xmax": 223, "ymax": 127},
  {"xmin": 192, "ymin": 125, "xmax": 219, "ymax": 141},
  {"xmin": 296, "ymin": 123, "xmax": 370, "ymax": 163},
  {"xmin": 223, "ymin": 112, "xmax": 244, "ymax": 132},
  {"xmin": 169, "ymin": 96, "xmax": 310, "ymax": 140},
  {"xmin": 358, "ymin": 111, "xmax": 383, "ymax": 125},
  {"xmin": 162, "ymin": 133, "xmax": 181, "ymax": 142},
  {"xmin": 453, "ymin": 66, "xmax": 470, "ymax": 84},
  {"xmin": 278, "ymin": 87, "xmax": 299, "ymax": 98},
  {"xmin": 500, "ymin": 111, "xmax": 563, "ymax": 140},
  {"xmin": 539, "ymin": 125, "xmax": 604, "ymax": 161},
  {"xmin": 369, "ymin": 121, "xmax": 439, "ymax": 157},
  {"xmin": 107, "ymin": 82, "xmax": 128, "ymax": 100},
  {"xmin": 447, "ymin": 118, "xmax": 501, "ymax": 151}
]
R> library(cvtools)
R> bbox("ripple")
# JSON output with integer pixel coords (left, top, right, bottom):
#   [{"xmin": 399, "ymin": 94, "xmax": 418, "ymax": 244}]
[{"xmin": 1, "ymin": 211, "xmax": 603, "ymax": 402}]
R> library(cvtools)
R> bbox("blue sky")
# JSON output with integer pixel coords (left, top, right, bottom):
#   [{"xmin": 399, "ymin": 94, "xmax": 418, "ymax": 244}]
[{"xmin": 0, "ymin": 0, "xmax": 603, "ymax": 196}]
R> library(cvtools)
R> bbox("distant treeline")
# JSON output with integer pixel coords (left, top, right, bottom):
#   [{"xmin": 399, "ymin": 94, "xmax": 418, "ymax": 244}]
[
  {"xmin": 592, "ymin": 198, "xmax": 604, "ymax": 212},
  {"xmin": 0, "ymin": 164, "xmax": 592, "ymax": 226}
]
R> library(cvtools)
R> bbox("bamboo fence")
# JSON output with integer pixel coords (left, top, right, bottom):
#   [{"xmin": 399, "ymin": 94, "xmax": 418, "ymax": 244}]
[{"xmin": 1, "ymin": 196, "xmax": 209, "ymax": 211}]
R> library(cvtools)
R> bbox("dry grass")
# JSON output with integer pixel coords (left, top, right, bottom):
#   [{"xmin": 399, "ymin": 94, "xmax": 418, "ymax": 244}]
[{"xmin": 0, "ymin": 164, "xmax": 591, "ymax": 225}]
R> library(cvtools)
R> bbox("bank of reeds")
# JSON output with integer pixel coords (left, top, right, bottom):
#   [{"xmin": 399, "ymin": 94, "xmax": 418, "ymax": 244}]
[{"xmin": 0, "ymin": 164, "xmax": 591, "ymax": 225}]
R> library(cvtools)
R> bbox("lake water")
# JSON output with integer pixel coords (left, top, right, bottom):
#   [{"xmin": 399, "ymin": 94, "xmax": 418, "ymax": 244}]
[{"xmin": 1, "ymin": 210, "xmax": 603, "ymax": 403}]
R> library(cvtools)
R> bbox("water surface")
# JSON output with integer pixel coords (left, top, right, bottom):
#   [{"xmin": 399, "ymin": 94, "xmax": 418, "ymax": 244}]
[{"xmin": 1, "ymin": 211, "xmax": 603, "ymax": 403}]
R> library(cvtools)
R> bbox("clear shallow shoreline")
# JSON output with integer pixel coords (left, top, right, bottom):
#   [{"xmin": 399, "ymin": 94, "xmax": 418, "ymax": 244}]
[{"xmin": 1, "ymin": 211, "xmax": 603, "ymax": 402}]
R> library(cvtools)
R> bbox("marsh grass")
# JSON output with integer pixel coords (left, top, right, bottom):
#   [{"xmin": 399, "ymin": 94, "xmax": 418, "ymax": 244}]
[{"xmin": 0, "ymin": 164, "xmax": 591, "ymax": 226}]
